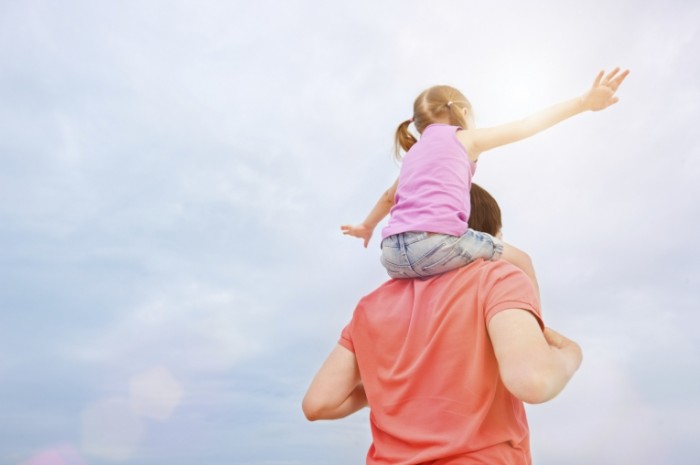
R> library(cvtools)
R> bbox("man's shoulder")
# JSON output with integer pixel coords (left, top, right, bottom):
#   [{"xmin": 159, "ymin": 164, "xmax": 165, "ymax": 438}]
[
  {"xmin": 350, "ymin": 260, "xmax": 539, "ymax": 333},
  {"xmin": 356, "ymin": 277, "xmax": 410, "ymax": 308},
  {"xmin": 444, "ymin": 259, "xmax": 529, "ymax": 288},
  {"xmin": 360, "ymin": 260, "xmax": 526, "ymax": 303},
  {"xmin": 465, "ymin": 258, "xmax": 527, "ymax": 279}
]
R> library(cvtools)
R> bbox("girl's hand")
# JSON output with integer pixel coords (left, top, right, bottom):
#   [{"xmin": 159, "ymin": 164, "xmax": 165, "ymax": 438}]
[
  {"xmin": 341, "ymin": 224, "xmax": 374, "ymax": 248},
  {"xmin": 582, "ymin": 68, "xmax": 630, "ymax": 111}
]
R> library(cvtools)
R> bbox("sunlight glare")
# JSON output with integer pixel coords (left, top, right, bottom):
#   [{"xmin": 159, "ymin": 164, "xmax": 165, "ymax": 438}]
[{"xmin": 477, "ymin": 47, "xmax": 572, "ymax": 123}]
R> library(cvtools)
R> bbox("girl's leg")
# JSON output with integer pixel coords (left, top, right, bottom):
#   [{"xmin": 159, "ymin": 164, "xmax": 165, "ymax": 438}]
[
  {"xmin": 383, "ymin": 232, "xmax": 470, "ymax": 278},
  {"xmin": 500, "ymin": 242, "xmax": 541, "ymax": 305}
]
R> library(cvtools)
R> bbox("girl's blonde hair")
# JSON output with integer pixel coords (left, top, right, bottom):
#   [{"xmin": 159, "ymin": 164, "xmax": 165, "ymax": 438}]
[{"xmin": 394, "ymin": 85, "xmax": 472, "ymax": 161}]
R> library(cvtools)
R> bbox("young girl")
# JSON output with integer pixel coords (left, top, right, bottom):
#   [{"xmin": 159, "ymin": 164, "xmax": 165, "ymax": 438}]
[{"xmin": 342, "ymin": 68, "xmax": 629, "ymax": 295}]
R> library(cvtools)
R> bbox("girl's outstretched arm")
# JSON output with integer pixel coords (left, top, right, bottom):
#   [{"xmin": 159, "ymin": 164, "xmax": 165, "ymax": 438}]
[
  {"xmin": 460, "ymin": 68, "xmax": 630, "ymax": 159},
  {"xmin": 341, "ymin": 178, "xmax": 399, "ymax": 248}
]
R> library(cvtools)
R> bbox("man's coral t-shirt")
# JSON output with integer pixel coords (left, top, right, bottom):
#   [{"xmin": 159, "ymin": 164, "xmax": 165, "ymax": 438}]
[{"xmin": 339, "ymin": 260, "xmax": 542, "ymax": 465}]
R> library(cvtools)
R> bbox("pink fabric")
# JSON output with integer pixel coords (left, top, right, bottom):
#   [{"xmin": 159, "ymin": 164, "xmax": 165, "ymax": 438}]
[{"xmin": 382, "ymin": 124, "xmax": 475, "ymax": 239}]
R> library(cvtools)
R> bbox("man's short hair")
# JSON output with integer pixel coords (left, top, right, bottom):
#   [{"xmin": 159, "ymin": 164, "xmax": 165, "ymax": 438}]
[{"xmin": 469, "ymin": 183, "xmax": 502, "ymax": 236}]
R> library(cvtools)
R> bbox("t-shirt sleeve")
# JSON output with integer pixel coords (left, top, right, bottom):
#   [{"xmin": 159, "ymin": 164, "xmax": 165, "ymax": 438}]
[
  {"xmin": 482, "ymin": 261, "xmax": 544, "ymax": 330},
  {"xmin": 338, "ymin": 321, "xmax": 355, "ymax": 353}
]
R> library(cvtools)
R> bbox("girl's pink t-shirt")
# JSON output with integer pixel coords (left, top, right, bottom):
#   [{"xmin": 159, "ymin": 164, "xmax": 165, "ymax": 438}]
[{"xmin": 382, "ymin": 124, "xmax": 475, "ymax": 239}]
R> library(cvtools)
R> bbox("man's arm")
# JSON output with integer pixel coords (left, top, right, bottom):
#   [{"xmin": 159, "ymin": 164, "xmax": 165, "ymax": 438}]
[
  {"xmin": 488, "ymin": 309, "xmax": 582, "ymax": 404},
  {"xmin": 302, "ymin": 344, "xmax": 367, "ymax": 421}
]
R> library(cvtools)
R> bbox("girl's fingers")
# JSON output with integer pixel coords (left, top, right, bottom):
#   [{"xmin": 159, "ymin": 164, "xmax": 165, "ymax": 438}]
[
  {"xmin": 611, "ymin": 69, "xmax": 630, "ymax": 88},
  {"xmin": 592, "ymin": 67, "xmax": 629, "ymax": 89},
  {"xmin": 592, "ymin": 70, "xmax": 604, "ymax": 87},
  {"xmin": 604, "ymin": 67, "xmax": 621, "ymax": 83},
  {"xmin": 596, "ymin": 68, "xmax": 629, "ymax": 92}
]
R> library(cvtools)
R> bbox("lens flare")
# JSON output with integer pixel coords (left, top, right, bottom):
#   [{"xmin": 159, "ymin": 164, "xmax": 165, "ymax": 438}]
[
  {"xmin": 81, "ymin": 398, "xmax": 145, "ymax": 461},
  {"xmin": 129, "ymin": 365, "xmax": 184, "ymax": 421},
  {"xmin": 19, "ymin": 444, "xmax": 86, "ymax": 465}
]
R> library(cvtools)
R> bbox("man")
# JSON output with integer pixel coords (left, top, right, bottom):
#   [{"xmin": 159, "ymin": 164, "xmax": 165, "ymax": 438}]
[{"xmin": 303, "ymin": 184, "xmax": 582, "ymax": 465}]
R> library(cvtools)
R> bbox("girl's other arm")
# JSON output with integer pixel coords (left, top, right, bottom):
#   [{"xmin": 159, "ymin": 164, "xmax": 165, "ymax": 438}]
[
  {"xmin": 341, "ymin": 178, "xmax": 399, "ymax": 248},
  {"xmin": 461, "ymin": 68, "xmax": 629, "ymax": 158}
]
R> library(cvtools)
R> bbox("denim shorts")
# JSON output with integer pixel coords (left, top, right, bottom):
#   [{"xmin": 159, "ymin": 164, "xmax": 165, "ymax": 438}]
[{"xmin": 380, "ymin": 230, "xmax": 504, "ymax": 279}]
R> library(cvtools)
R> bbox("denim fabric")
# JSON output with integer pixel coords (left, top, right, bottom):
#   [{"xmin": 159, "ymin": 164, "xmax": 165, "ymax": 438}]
[{"xmin": 380, "ymin": 230, "xmax": 504, "ymax": 279}]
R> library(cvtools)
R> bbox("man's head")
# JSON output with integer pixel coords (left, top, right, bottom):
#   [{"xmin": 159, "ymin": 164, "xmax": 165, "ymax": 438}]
[{"xmin": 469, "ymin": 183, "xmax": 502, "ymax": 238}]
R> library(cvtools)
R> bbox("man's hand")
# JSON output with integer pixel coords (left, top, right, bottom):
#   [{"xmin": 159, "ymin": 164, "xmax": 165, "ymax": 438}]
[
  {"xmin": 341, "ymin": 224, "xmax": 374, "ymax": 248},
  {"xmin": 581, "ymin": 68, "xmax": 630, "ymax": 111},
  {"xmin": 543, "ymin": 327, "xmax": 583, "ymax": 376}
]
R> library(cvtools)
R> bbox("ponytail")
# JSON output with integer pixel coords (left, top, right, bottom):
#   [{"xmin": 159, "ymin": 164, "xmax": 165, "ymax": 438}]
[
  {"xmin": 394, "ymin": 119, "xmax": 417, "ymax": 162},
  {"xmin": 447, "ymin": 102, "xmax": 469, "ymax": 129}
]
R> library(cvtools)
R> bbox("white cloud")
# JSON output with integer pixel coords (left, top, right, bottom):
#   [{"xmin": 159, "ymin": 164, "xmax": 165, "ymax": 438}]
[
  {"xmin": 129, "ymin": 365, "xmax": 184, "ymax": 421},
  {"xmin": 529, "ymin": 358, "xmax": 673, "ymax": 464},
  {"xmin": 64, "ymin": 281, "xmax": 269, "ymax": 384},
  {"xmin": 81, "ymin": 397, "xmax": 145, "ymax": 461}
]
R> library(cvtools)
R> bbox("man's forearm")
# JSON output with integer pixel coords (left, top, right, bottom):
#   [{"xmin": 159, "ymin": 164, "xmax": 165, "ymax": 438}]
[
  {"xmin": 539, "ymin": 342, "xmax": 583, "ymax": 402},
  {"xmin": 309, "ymin": 384, "xmax": 368, "ymax": 420},
  {"xmin": 533, "ymin": 328, "xmax": 583, "ymax": 403}
]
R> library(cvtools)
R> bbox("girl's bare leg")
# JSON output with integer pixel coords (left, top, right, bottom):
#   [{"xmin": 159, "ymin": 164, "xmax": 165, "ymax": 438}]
[{"xmin": 501, "ymin": 242, "xmax": 541, "ymax": 305}]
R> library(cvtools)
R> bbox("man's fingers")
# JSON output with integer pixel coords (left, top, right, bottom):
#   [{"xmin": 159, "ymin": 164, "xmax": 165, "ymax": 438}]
[{"xmin": 543, "ymin": 327, "xmax": 567, "ymax": 348}]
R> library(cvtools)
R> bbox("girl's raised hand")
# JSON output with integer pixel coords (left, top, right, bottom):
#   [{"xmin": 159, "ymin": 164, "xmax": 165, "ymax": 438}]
[
  {"xmin": 341, "ymin": 224, "xmax": 373, "ymax": 248},
  {"xmin": 582, "ymin": 68, "xmax": 630, "ymax": 111}
]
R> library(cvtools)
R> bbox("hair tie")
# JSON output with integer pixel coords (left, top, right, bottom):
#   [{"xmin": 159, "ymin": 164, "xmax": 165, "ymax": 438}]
[{"xmin": 446, "ymin": 101, "xmax": 453, "ymax": 108}]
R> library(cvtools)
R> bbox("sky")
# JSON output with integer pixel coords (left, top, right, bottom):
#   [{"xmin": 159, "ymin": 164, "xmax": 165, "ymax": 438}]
[{"xmin": 1, "ymin": 0, "xmax": 699, "ymax": 464}]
